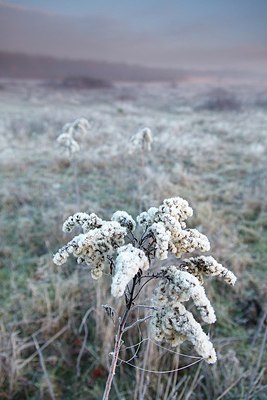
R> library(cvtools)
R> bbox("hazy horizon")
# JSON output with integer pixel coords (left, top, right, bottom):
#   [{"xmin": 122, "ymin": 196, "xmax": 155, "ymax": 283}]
[{"xmin": 0, "ymin": 0, "xmax": 267, "ymax": 73}]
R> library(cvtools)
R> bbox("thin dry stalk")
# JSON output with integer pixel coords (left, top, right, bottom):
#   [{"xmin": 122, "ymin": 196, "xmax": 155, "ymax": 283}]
[
  {"xmin": 19, "ymin": 325, "xmax": 69, "ymax": 370},
  {"xmin": 102, "ymin": 276, "xmax": 140, "ymax": 400},
  {"xmin": 184, "ymin": 362, "xmax": 203, "ymax": 400},
  {"xmin": 215, "ymin": 372, "xmax": 247, "ymax": 400},
  {"xmin": 9, "ymin": 331, "xmax": 20, "ymax": 394},
  {"xmin": 138, "ymin": 339, "xmax": 151, "ymax": 399},
  {"xmin": 33, "ymin": 334, "xmax": 56, "ymax": 400},
  {"xmin": 72, "ymin": 157, "xmax": 81, "ymax": 209},
  {"xmin": 245, "ymin": 320, "xmax": 267, "ymax": 400},
  {"xmin": 164, "ymin": 356, "xmax": 180, "ymax": 400},
  {"xmin": 177, "ymin": 376, "xmax": 191, "ymax": 400},
  {"xmin": 76, "ymin": 307, "xmax": 94, "ymax": 377}
]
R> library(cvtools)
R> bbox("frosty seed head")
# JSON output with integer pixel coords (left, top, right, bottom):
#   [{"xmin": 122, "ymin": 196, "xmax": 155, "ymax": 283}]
[
  {"xmin": 111, "ymin": 210, "xmax": 136, "ymax": 232},
  {"xmin": 181, "ymin": 255, "xmax": 237, "ymax": 286},
  {"xmin": 56, "ymin": 132, "xmax": 80, "ymax": 158},
  {"xmin": 137, "ymin": 197, "xmax": 209, "ymax": 258},
  {"xmin": 62, "ymin": 117, "xmax": 90, "ymax": 137},
  {"xmin": 72, "ymin": 117, "xmax": 90, "ymax": 136},
  {"xmin": 91, "ymin": 268, "xmax": 103, "ymax": 280},
  {"xmin": 111, "ymin": 244, "xmax": 149, "ymax": 297},
  {"xmin": 56, "ymin": 118, "xmax": 90, "ymax": 158},
  {"xmin": 53, "ymin": 216, "xmax": 127, "ymax": 274},
  {"xmin": 149, "ymin": 222, "xmax": 170, "ymax": 260},
  {"xmin": 154, "ymin": 266, "xmax": 216, "ymax": 324},
  {"xmin": 137, "ymin": 207, "xmax": 158, "ymax": 227},
  {"xmin": 53, "ymin": 249, "xmax": 69, "ymax": 265},
  {"xmin": 150, "ymin": 303, "xmax": 217, "ymax": 363}
]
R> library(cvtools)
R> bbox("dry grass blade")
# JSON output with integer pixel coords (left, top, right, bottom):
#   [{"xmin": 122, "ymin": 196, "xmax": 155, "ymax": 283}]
[
  {"xmin": 18, "ymin": 325, "xmax": 69, "ymax": 370},
  {"xmin": 76, "ymin": 306, "xmax": 94, "ymax": 377},
  {"xmin": 184, "ymin": 362, "xmax": 203, "ymax": 400},
  {"xmin": 245, "ymin": 319, "xmax": 267, "ymax": 400},
  {"xmin": 33, "ymin": 334, "xmax": 56, "ymax": 400},
  {"xmin": 215, "ymin": 372, "xmax": 247, "ymax": 400}
]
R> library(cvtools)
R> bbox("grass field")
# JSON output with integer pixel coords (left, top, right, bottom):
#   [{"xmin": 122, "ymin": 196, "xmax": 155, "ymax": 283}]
[{"xmin": 0, "ymin": 79, "xmax": 266, "ymax": 399}]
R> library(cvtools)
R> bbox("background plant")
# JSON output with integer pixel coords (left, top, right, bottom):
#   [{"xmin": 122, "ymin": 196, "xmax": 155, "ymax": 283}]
[{"xmin": 56, "ymin": 117, "xmax": 90, "ymax": 207}]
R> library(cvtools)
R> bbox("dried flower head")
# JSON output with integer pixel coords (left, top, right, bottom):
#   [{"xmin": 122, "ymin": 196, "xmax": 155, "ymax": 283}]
[
  {"xmin": 150, "ymin": 303, "xmax": 217, "ymax": 363},
  {"xmin": 53, "ymin": 216, "xmax": 127, "ymax": 279},
  {"xmin": 111, "ymin": 211, "xmax": 136, "ymax": 232},
  {"xmin": 180, "ymin": 255, "xmax": 237, "ymax": 286},
  {"xmin": 148, "ymin": 222, "xmax": 170, "ymax": 260},
  {"xmin": 62, "ymin": 117, "xmax": 90, "ymax": 137},
  {"xmin": 154, "ymin": 266, "xmax": 216, "ymax": 324},
  {"xmin": 57, "ymin": 117, "xmax": 90, "ymax": 158},
  {"xmin": 62, "ymin": 212, "xmax": 103, "ymax": 233},
  {"xmin": 53, "ymin": 196, "xmax": 236, "ymax": 367},
  {"xmin": 71, "ymin": 117, "xmax": 90, "ymax": 136},
  {"xmin": 111, "ymin": 244, "xmax": 149, "ymax": 297},
  {"xmin": 137, "ymin": 197, "xmax": 210, "ymax": 260},
  {"xmin": 57, "ymin": 132, "xmax": 80, "ymax": 158}
]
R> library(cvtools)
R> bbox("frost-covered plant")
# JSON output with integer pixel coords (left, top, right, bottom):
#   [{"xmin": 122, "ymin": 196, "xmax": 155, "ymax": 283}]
[
  {"xmin": 56, "ymin": 117, "xmax": 90, "ymax": 158},
  {"xmin": 56, "ymin": 118, "xmax": 90, "ymax": 207},
  {"xmin": 53, "ymin": 197, "xmax": 236, "ymax": 400},
  {"xmin": 129, "ymin": 127, "xmax": 153, "ymax": 154}
]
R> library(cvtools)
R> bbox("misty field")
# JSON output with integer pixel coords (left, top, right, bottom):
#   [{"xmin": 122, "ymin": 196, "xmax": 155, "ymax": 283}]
[{"xmin": 0, "ymin": 79, "xmax": 266, "ymax": 399}]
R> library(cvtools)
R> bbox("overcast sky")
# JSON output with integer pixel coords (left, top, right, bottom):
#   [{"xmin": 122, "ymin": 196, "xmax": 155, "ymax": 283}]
[{"xmin": 0, "ymin": 0, "xmax": 267, "ymax": 72}]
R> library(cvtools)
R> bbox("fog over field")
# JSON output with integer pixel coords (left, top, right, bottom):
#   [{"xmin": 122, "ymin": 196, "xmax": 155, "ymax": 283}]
[{"xmin": 0, "ymin": 77, "xmax": 266, "ymax": 399}]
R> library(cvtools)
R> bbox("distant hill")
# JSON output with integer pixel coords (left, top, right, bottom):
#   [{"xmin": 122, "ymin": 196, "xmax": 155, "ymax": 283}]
[
  {"xmin": 0, "ymin": 52, "xmax": 188, "ymax": 82},
  {"xmin": 45, "ymin": 76, "xmax": 113, "ymax": 90},
  {"xmin": 0, "ymin": 52, "xmax": 262, "ymax": 83}
]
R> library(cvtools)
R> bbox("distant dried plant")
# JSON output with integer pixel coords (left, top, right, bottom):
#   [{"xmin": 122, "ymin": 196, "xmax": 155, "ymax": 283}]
[
  {"xmin": 53, "ymin": 196, "xmax": 236, "ymax": 399},
  {"xmin": 56, "ymin": 117, "xmax": 90, "ymax": 207},
  {"xmin": 56, "ymin": 117, "xmax": 90, "ymax": 159},
  {"xmin": 128, "ymin": 127, "xmax": 153, "ymax": 154},
  {"xmin": 128, "ymin": 127, "xmax": 154, "ymax": 210}
]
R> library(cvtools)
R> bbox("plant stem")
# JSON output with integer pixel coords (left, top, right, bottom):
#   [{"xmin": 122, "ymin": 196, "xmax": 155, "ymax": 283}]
[
  {"xmin": 102, "ymin": 277, "xmax": 137, "ymax": 400},
  {"xmin": 72, "ymin": 157, "xmax": 80, "ymax": 209},
  {"xmin": 102, "ymin": 311, "xmax": 128, "ymax": 400}
]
